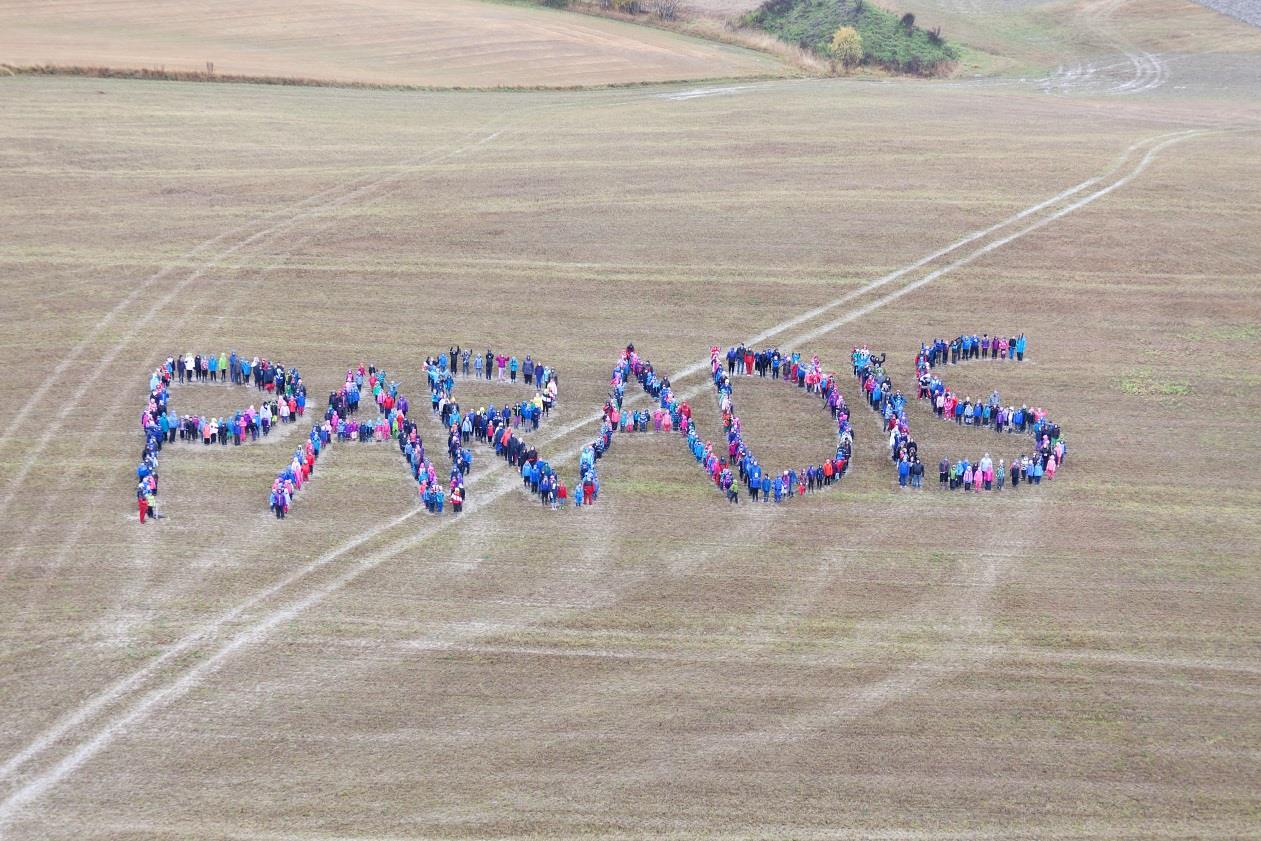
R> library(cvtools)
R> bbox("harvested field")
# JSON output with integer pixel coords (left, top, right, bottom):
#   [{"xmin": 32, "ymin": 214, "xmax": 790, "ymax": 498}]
[
  {"xmin": 0, "ymin": 0, "xmax": 785, "ymax": 88},
  {"xmin": 0, "ymin": 1, "xmax": 1258, "ymax": 839}
]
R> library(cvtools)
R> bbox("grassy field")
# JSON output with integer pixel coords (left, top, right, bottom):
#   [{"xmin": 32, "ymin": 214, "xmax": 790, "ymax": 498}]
[
  {"xmin": 0, "ymin": 2, "xmax": 1259, "ymax": 839},
  {"xmin": 0, "ymin": 0, "xmax": 786, "ymax": 87},
  {"xmin": 874, "ymin": 0, "xmax": 1261, "ymax": 79}
]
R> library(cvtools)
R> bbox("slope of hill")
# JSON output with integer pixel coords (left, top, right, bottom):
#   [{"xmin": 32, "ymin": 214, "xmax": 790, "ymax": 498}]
[
  {"xmin": 743, "ymin": 0, "xmax": 961, "ymax": 74},
  {"xmin": 867, "ymin": 0, "xmax": 1261, "ymax": 81},
  {"xmin": 1191, "ymin": 0, "xmax": 1261, "ymax": 28},
  {"xmin": 0, "ymin": 0, "xmax": 787, "ymax": 88}
]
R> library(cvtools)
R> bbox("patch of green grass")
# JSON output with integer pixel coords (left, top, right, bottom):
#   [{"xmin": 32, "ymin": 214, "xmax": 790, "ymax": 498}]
[
  {"xmin": 1119, "ymin": 371, "xmax": 1191, "ymax": 398},
  {"xmin": 1178, "ymin": 323, "xmax": 1261, "ymax": 343}
]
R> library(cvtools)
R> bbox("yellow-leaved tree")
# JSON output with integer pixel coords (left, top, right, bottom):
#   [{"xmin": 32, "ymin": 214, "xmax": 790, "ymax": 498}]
[{"xmin": 830, "ymin": 26, "xmax": 863, "ymax": 70}]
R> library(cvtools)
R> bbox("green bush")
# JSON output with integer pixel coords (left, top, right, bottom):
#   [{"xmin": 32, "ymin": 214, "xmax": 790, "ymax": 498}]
[{"xmin": 744, "ymin": 0, "xmax": 958, "ymax": 75}]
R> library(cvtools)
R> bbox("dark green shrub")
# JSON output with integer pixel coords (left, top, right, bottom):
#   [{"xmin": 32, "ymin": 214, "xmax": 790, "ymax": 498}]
[{"xmin": 744, "ymin": 0, "xmax": 958, "ymax": 75}]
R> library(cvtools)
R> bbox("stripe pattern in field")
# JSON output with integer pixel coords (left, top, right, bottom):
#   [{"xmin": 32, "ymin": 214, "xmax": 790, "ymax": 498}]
[
  {"xmin": 0, "ymin": 121, "xmax": 1211, "ymax": 830},
  {"xmin": 0, "ymin": 0, "xmax": 783, "ymax": 87},
  {"xmin": 1, "ymin": 74, "xmax": 1259, "ymax": 839}
]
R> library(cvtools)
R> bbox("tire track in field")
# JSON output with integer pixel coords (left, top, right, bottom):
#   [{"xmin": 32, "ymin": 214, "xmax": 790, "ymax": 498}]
[
  {"xmin": 675, "ymin": 497, "xmax": 1042, "ymax": 763},
  {"xmin": 0, "ymin": 83, "xmax": 711, "ymax": 582},
  {"xmin": 0, "ymin": 118, "xmax": 523, "ymax": 604},
  {"xmin": 16, "ymin": 221, "xmax": 363, "ymax": 619},
  {"xmin": 23, "ymin": 112, "xmax": 531, "ymax": 602},
  {"xmin": 0, "ymin": 126, "xmax": 1214, "ymax": 829},
  {"xmin": 939, "ymin": 0, "xmax": 1168, "ymax": 96},
  {"xmin": 0, "ymin": 117, "xmax": 517, "ymax": 524},
  {"xmin": 8, "ymin": 77, "xmax": 822, "ymax": 643},
  {"xmin": 1059, "ymin": 0, "xmax": 1165, "ymax": 95},
  {"xmin": 623, "ymin": 129, "xmax": 1234, "ymax": 763},
  {"xmin": 0, "ymin": 124, "xmax": 1198, "ymax": 813}
]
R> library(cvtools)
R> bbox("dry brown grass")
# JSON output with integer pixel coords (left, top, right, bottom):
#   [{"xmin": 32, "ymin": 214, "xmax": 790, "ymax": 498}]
[
  {"xmin": 0, "ymin": 11, "xmax": 1258, "ymax": 840},
  {"xmin": 0, "ymin": 0, "xmax": 788, "ymax": 88},
  {"xmin": 564, "ymin": 1, "xmax": 833, "ymax": 74}
]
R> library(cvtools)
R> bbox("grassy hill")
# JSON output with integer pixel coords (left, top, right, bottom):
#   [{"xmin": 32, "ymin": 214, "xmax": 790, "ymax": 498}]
[{"xmin": 744, "ymin": 0, "xmax": 959, "ymax": 74}]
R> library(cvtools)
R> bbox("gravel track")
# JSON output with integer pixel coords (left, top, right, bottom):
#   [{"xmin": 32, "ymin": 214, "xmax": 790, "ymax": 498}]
[{"xmin": 1191, "ymin": 0, "xmax": 1261, "ymax": 28}]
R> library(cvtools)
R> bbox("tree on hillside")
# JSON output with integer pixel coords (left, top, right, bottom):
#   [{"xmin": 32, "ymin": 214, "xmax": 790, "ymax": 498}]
[
  {"xmin": 830, "ymin": 26, "xmax": 863, "ymax": 69},
  {"xmin": 653, "ymin": 0, "xmax": 680, "ymax": 20}
]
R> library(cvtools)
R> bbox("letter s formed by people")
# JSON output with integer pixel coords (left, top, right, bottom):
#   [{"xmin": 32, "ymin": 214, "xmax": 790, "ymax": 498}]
[{"xmin": 852, "ymin": 334, "xmax": 1065, "ymax": 493}]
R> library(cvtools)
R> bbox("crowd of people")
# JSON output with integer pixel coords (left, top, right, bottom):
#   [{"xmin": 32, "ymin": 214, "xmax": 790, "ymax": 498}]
[
  {"xmin": 171, "ymin": 351, "xmax": 303, "ymax": 389},
  {"xmin": 919, "ymin": 333, "xmax": 1028, "ymax": 365},
  {"xmin": 914, "ymin": 336, "xmax": 1065, "ymax": 493},
  {"xmin": 137, "ymin": 336, "xmax": 1063, "ymax": 520},
  {"xmin": 572, "ymin": 344, "xmax": 852, "ymax": 506},
  {"xmin": 268, "ymin": 364, "xmax": 436, "ymax": 518},
  {"xmin": 849, "ymin": 336, "xmax": 1065, "ymax": 493},
  {"xmin": 577, "ymin": 344, "xmax": 674, "ymax": 506},
  {"xmin": 139, "ymin": 345, "xmax": 569, "ymax": 520},
  {"xmin": 711, "ymin": 346, "xmax": 853, "ymax": 503},
  {"xmin": 436, "ymin": 345, "xmax": 553, "ymax": 387},
  {"xmin": 137, "ymin": 353, "xmax": 309, "ymax": 523},
  {"xmin": 425, "ymin": 349, "xmax": 564, "ymax": 510},
  {"xmin": 853, "ymin": 345, "xmax": 926, "ymax": 485}
]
